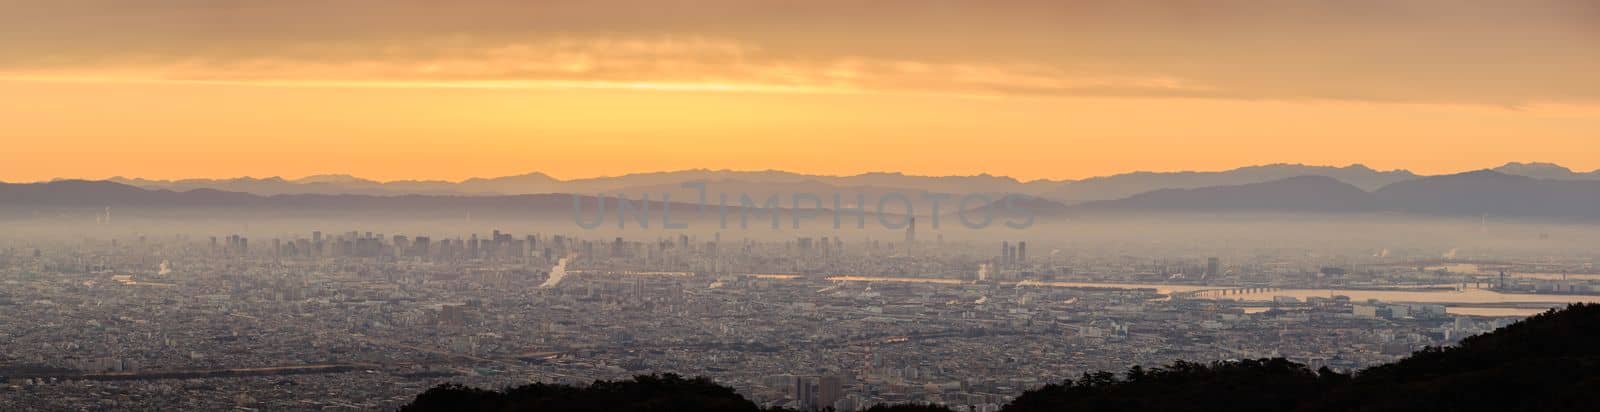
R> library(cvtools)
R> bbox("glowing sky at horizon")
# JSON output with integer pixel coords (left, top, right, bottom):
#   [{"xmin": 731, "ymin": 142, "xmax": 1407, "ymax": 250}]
[{"xmin": 2, "ymin": 1, "xmax": 1597, "ymax": 182}]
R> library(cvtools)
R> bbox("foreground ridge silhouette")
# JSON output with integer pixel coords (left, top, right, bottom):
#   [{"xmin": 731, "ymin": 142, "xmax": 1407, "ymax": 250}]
[{"xmin": 403, "ymin": 304, "xmax": 1600, "ymax": 412}]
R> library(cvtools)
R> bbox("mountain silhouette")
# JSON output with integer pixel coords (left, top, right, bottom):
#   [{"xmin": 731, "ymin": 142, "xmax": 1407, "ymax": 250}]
[
  {"xmin": 1070, "ymin": 175, "xmax": 1377, "ymax": 213},
  {"xmin": 1059, "ymin": 170, "xmax": 1600, "ymax": 219},
  {"xmin": 1044, "ymin": 164, "xmax": 1416, "ymax": 204},
  {"xmin": 1492, "ymin": 162, "xmax": 1600, "ymax": 181},
  {"xmin": 94, "ymin": 164, "xmax": 1420, "ymax": 201},
  {"xmin": 9, "ymin": 170, "xmax": 1600, "ymax": 220},
  {"xmin": 79, "ymin": 163, "xmax": 1599, "ymax": 210},
  {"xmin": 1374, "ymin": 170, "xmax": 1600, "ymax": 219}
]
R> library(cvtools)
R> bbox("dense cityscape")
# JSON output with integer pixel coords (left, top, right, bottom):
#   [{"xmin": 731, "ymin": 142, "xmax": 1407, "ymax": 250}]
[
  {"xmin": 6, "ymin": 1, "xmax": 1597, "ymax": 409},
  {"xmin": 3, "ymin": 224, "xmax": 1596, "ymax": 411}
]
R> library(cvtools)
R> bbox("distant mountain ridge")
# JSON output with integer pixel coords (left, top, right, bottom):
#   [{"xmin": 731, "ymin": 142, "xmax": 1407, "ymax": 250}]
[
  {"xmin": 85, "ymin": 163, "xmax": 1596, "ymax": 207},
  {"xmin": 1045, "ymin": 164, "xmax": 1418, "ymax": 204},
  {"xmin": 0, "ymin": 180, "xmax": 652, "ymax": 219},
  {"xmin": 1491, "ymin": 162, "xmax": 1600, "ymax": 181},
  {"xmin": 106, "ymin": 170, "xmax": 1050, "ymax": 199},
  {"xmin": 9, "ymin": 169, "xmax": 1600, "ymax": 220},
  {"xmin": 1056, "ymin": 170, "xmax": 1600, "ymax": 219},
  {"xmin": 1374, "ymin": 170, "xmax": 1600, "ymax": 219},
  {"xmin": 106, "ymin": 173, "xmax": 562, "ymax": 196},
  {"xmin": 1070, "ymin": 175, "xmax": 1379, "ymax": 213}
]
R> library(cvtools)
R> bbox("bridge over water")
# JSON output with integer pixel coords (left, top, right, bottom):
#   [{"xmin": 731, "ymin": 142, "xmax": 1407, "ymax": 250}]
[{"xmin": 1179, "ymin": 287, "xmax": 1284, "ymax": 299}]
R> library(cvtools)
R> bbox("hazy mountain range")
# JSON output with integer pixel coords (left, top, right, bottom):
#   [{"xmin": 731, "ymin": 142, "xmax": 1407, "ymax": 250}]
[
  {"xmin": 1056, "ymin": 170, "xmax": 1600, "ymax": 220},
  {"xmin": 92, "ymin": 163, "xmax": 1599, "ymax": 206},
  {"xmin": 5, "ymin": 164, "xmax": 1600, "ymax": 221}
]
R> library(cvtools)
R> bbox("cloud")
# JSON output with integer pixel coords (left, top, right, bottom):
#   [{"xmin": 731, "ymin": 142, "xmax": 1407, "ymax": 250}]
[
  {"xmin": 0, "ymin": 1, "xmax": 1595, "ymax": 104},
  {"xmin": 0, "ymin": 37, "xmax": 1214, "ymax": 99}
]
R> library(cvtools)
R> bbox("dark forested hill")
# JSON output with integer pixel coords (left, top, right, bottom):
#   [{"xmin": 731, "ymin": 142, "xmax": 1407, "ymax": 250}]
[
  {"xmin": 401, "ymin": 374, "xmax": 767, "ymax": 412},
  {"xmin": 1007, "ymin": 304, "xmax": 1600, "ymax": 411}
]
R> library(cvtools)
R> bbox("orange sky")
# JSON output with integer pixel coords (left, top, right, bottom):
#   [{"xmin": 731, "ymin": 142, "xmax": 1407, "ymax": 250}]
[{"xmin": 2, "ymin": 1, "xmax": 1598, "ymax": 182}]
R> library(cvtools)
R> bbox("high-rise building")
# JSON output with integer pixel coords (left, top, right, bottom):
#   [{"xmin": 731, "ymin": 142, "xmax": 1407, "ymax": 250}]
[
  {"xmin": 1206, "ymin": 257, "xmax": 1220, "ymax": 277},
  {"xmin": 905, "ymin": 216, "xmax": 916, "ymax": 244},
  {"xmin": 413, "ymin": 236, "xmax": 431, "ymax": 258},
  {"xmin": 796, "ymin": 377, "xmax": 818, "ymax": 411},
  {"xmin": 818, "ymin": 375, "xmax": 843, "ymax": 410}
]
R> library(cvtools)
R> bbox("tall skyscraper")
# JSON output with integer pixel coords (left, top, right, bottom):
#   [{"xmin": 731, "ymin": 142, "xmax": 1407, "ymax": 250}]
[
  {"xmin": 905, "ymin": 216, "xmax": 916, "ymax": 248},
  {"xmin": 818, "ymin": 375, "xmax": 843, "ymax": 410},
  {"xmin": 797, "ymin": 377, "xmax": 818, "ymax": 411}
]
